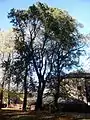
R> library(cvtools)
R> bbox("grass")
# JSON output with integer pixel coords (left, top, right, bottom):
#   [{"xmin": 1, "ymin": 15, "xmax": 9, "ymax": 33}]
[
  {"xmin": 10, "ymin": 116, "xmax": 73, "ymax": 120},
  {"xmin": 0, "ymin": 109, "xmax": 90, "ymax": 120},
  {"xmin": 0, "ymin": 109, "xmax": 73, "ymax": 120},
  {"xmin": 11, "ymin": 116, "xmax": 37, "ymax": 120}
]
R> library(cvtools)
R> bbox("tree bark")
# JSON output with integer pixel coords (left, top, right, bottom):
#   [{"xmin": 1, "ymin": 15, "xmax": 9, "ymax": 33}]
[
  {"xmin": 85, "ymin": 78, "xmax": 88, "ymax": 105},
  {"xmin": 54, "ymin": 53, "xmax": 61, "ymax": 111},
  {"xmin": 22, "ymin": 67, "xmax": 28, "ymax": 111},
  {"xmin": 0, "ymin": 81, "xmax": 4, "ymax": 109},
  {"xmin": 35, "ymin": 77, "xmax": 45, "ymax": 111},
  {"xmin": 36, "ymin": 89, "xmax": 43, "ymax": 110},
  {"xmin": 8, "ymin": 79, "xmax": 10, "ymax": 107},
  {"xmin": 54, "ymin": 79, "xmax": 60, "ymax": 111}
]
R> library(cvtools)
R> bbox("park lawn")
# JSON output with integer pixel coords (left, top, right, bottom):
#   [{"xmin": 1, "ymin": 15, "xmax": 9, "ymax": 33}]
[
  {"xmin": 0, "ymin": 109, "xmax": 74, "ymax": 120},
  {"xmin": 0, "ymin": 109, "xmax": 90, "ymax": 120},
  {"xmin": 10, "ymin": 115, "xmax": 73, "ymax": 120},
  {"xmin": 10, "ymin": 113, "xmax": 90, "ymax": 120},
  {"xmin": 11, "ymin": 116, "xmax": 38, "ymax": 120}
]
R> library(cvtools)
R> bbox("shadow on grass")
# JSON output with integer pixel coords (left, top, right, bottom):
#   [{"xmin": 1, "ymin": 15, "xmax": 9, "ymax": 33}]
[
  {"xmin": 11, "ymin": 116, "xmax": 37, "ymax": 120},
  {"xmin": 1, "ymin": 110, "xmax": 90, "ymax": 120},
  {"xmin": 11, "ymin": 115, "xmax": 75, "ymax": 120}
]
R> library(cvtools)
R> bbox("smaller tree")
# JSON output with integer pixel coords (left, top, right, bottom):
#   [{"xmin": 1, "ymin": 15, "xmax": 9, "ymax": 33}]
[{"xmin": 0, "ymin": 29, "xmax": 15, "ymax": 106}]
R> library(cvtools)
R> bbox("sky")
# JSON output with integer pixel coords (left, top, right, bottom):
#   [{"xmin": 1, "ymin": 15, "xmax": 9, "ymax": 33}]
[
  {"xmin": 0, "ymin": 0, "xmax": 90, "ymax": 34},
  {"xmin": 0, "ymin": 0, "xmax": 90, "ymax": 71}
]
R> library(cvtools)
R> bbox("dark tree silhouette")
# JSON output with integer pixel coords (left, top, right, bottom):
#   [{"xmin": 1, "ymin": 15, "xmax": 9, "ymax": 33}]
[{"xmin": 8, "ymin": 2, "xmax": 84, "ymax": 111}]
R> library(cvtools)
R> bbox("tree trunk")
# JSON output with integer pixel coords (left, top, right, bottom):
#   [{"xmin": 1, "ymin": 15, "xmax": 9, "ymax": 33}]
[
  {"xmin": 36, "ymin": 89, "xmax": 43, "ymax": 111},
  {"xmin": 17, "ymin": 82, "xmax": 19, "ymax": 92},
  {"xmin": 54, "ymin": 81, "xmax": 60, "ymax": 111},
  {"xmin": 36, "ymin": 77, "xmax": 45, "ymax": 111},
  {"xmin": 54, "ymin": 76, "xmax": 62, "ymax": 111},
  {"xmin": 85, "ymin": 78, "xmax": 88, "ymax": 105},
  {"xmin": 8, "ymin": 80, "xmax": 10, "ymax": 107},
  {"xmin": 0, "ymin": 81, "xmax": 4, "ymax": 109},
  {"xmin": 22, "ymin": 67, "xmax": 28, "ymax": 111},
  {"xmin": 54, "ymin": 54, "xmax": 61, "ymax": 111}
]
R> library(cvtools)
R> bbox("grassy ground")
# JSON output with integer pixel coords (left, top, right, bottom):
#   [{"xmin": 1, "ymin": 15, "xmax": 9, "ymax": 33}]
[{"xmin": 0, "ymin": 109, "xmax": 90, "ymax": 120}]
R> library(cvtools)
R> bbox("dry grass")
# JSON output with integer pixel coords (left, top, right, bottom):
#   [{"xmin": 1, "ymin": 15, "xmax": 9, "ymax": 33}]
[{"xmin": 0, "ymin": 109, "xmax": 90, "ymax": 120}]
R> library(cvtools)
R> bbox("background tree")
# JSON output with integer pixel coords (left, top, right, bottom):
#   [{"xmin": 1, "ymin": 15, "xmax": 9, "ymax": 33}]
[
  {"xmin": 0, "ymin": 29, "xmax": 15, "ymax": 106},
  {"xmin": 45, "ymin": 7, "xmax": 84, "ymax": 111}
]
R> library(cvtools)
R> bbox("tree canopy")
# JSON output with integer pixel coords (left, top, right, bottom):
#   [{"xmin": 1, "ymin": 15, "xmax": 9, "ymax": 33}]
[{"xmin": 5, "ymin": 2, "xmax": 85, "ymax": 111}]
